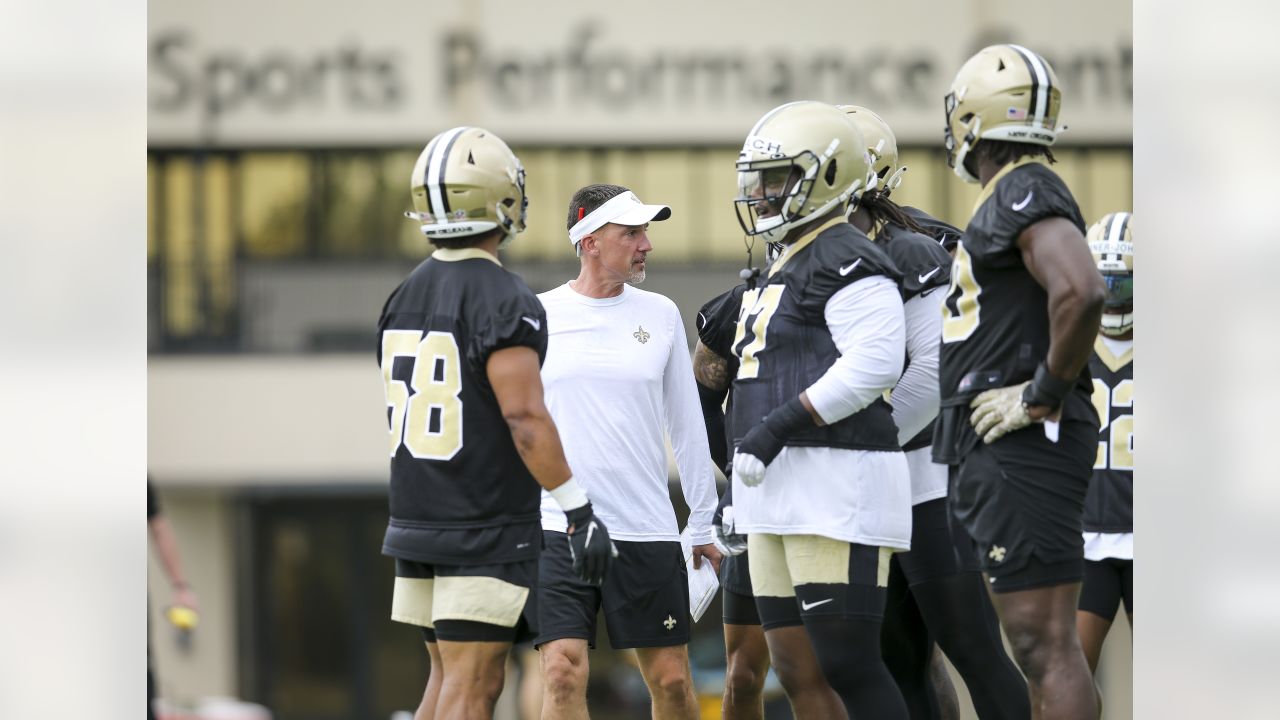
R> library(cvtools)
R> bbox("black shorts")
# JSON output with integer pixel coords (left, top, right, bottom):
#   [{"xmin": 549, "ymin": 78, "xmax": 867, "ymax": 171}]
[
  {"xmin": 723, "ymin": 585, "xmax": 761, "ymax": 626},
  {"xmin": 392, "ymin": 557, "xmax": 538, "ymax": 644},
  {"xmin": 720, "ymin": 551, "xmax": 753, "ymax": 596},
  {"xmin": 1079, "ymin": 558, "xmax": 1133, "ymax": 620},
  {"xmin": 950, "ymin": 420, "xmax": 1095, "ymax": 593},
  {"xmin": 535, "ymin": 531, "xmax": 690, "ymax": 650},
  {"xmin": 895, "ymin": 497, "xmax": 981, "ymax": 585}
]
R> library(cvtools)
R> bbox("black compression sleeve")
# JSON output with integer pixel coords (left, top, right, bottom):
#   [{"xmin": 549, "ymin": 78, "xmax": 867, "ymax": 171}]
[{"xmin": 698, "ymin": 380, "xmax": 729, "ymax": 472}]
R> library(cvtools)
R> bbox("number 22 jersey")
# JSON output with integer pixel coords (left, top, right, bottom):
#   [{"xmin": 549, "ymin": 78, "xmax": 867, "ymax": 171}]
[{"xmin": 376, "ymin": 248, "xmax": 548, "ymax": 565}]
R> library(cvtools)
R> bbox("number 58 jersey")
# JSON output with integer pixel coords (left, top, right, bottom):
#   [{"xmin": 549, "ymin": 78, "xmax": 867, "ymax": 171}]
[{"xmin": 376, "ymin": 249, "xmax": 548, "ymax": 565}]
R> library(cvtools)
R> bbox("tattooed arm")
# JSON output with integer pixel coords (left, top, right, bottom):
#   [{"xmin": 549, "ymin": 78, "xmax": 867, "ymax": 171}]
[{"xmin": 694, "ymin": 340, "xmax": 731, "ymax": 471}]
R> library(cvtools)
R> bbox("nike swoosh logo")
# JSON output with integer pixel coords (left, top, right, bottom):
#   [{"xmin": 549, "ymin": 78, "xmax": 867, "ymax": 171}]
[
  {"xmin": 839, "ymin": 258, "xmax": 863, "ymax": 276},
  {"xmin": 917, "ymin": 266, "xmax": 941, "ymax": 284},
  {"xmin": 1012, "ymin": 191, "xmax": 1034, "ymax": 211},
  {"xmin": 696, "ymin": 312, "xmax": 707, "ymax": 328},
  {"xmin": 800, "ymin": 598, "xmax": 835, "ymax": 611},
  {"xmin": 521, "ymin": 316, "xmax": 541, "ymax": 331}
]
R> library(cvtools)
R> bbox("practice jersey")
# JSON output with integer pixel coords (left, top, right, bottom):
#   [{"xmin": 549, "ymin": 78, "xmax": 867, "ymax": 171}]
[
  {"xmin": 1084, "ymin": 337, "xmax": 1133, "ymax": 533},
  {"xmin": 876, "ymin": 218, "xmax": 953, "ymax": 453},
  {"xmin": 727, "ymin": 219, "xmax": 912, "ymax": 548},
  {"xmin": 728, "ymin": 219, "xmax": 902, "ymax": 452},
  {"xmin": 377, "ymin": 248, "xmax": 548, "ymax": 565},
  {"xmin": 934, "ymin": 156, "xmax": 1094, "ymax": 463},
  {"xmin": 696, "ymin": 283, "xmax": 748, "ymax": 452}
]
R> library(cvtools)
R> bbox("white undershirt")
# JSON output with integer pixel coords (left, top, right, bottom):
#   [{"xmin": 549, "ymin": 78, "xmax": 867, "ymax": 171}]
[
  {"xmin": 538, "ymin": 283, "xmax": 718, "ymax": 545},
  {"xmin": 891, "ymin": 288, "xmax": 945, "ymax": 445},
  {"xmin": 1100, "ymin": 336, "xmax": 1133, "ymax": 357},
  {"xmin": 734, "ymin": 277, "xmax": 913, "ymax": 548}
]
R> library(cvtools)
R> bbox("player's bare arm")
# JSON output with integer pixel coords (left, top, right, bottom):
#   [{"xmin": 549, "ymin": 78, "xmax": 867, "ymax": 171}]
[
  {"xmin": 693, "ymin": 340, "xmax": 731, "ymax": 393},
  {"xmin": 1017, "ymin": 216, "xmax": 1106, "ymax": 417},
  {"xmin": 486, "ymin": 345, "xmax": 573, "ymax": 490}
]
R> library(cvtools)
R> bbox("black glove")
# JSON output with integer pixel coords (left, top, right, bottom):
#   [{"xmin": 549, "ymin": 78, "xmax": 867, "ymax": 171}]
[
  {"xmin": 564, "ymin": 503, "xmax": 617, "ymax": 586},
  {"xmin": 736, "ymin": 397, "xmax": 811, "ymax": 463}
]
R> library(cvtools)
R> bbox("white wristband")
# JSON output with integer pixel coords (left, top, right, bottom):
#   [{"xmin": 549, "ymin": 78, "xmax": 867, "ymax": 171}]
[{"xmin": 549, "ymin": 476, "xmax": 589, "ymax": 513}]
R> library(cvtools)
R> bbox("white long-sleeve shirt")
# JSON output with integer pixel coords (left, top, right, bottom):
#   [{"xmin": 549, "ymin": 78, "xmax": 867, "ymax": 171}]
[
  {"xmin": 734, "ymin": 276, "xmax": 913, "ymax": 549},
  {"xmin": 893, "ymin": 288, "xmax": 950, "ymax": 505},
  {"xmin": 538, "ymin": 283, "xmax": 718, "ymax": 545}
]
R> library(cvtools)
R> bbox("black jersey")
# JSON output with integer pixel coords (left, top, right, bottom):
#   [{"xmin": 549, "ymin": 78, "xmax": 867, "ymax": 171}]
[
  {"xmin": 876, "ymin": 217, "xmax": 953, "ymax": 452},
  {"xmin": 728, "ymin": 219, "xmax": 902, "ymax": 452},
  {"xmin": 376, "ymin": 248, "xmax": 548, "ymax": 565},
  {"xmin": 1084, "ymin": 338, "xmax": 1133, "ymax": 533},
  {"xmin": 696, "ymin": 284, "xmax": 748, "ymax": 458},
  {"xmin": 933, "ymin": 157, "xmax": 1093, "ymax": 463},
  {"xmin": 901, "ymin": 205, "xmax": 963, "ymax": 252}
]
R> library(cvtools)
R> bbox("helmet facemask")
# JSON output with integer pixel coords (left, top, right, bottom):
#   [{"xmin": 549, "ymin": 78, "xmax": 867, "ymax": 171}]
[
  {"xmin": 944, "ymin": 90, "xmax": 982, "ymax": 184},
  {"xmin": 734, "ymin": 156, "xmax": 817, "ymax": 241}
]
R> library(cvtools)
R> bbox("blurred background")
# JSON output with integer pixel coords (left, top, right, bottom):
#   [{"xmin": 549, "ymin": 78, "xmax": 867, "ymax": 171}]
[{"xmin": 146, "ymin": 1, "xmax": 1132, "ymax": 718}]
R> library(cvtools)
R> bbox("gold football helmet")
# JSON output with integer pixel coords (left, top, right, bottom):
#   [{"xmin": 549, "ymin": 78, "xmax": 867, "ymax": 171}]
[
  {"xmin": 836, "ymin": 105, "xmax": 906, "ymax": 194},
  {"xmin": 735, "ymin": 101, "xmax": 877, "ymax": 242},
  {"xmin": 944, "ymin": 44, "xmax": 1063, "ymax": 183},
  {"xmin": 405, "ymin": 126, "xmax": 528, "ymax": 244},
  {"xmin": 1087, "ymin": 212, "xmax": 1134, "ymax": 336}
]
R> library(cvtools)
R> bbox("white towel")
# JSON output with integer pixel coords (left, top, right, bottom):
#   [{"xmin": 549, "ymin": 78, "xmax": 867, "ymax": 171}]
[{"xmin": 680, "ymin": 526, "xmax": 721, "ymax": 622}]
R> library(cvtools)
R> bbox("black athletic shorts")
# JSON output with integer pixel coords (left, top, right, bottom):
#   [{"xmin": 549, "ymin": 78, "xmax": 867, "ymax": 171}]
[
  {"xmin": 949, "ymin": 419, "xmax": 1096, "ymax": 593},
  {"xmin": 535, "ymin": 531, "xmax": 690, "ymax": 649},
  {"xmin": 723, "ymin": 585, "xmax": 761, "ymax": 626},
  {"xmin": 392, "ymin": 557, "xmax": 538, "ymax": 644},
  {"xmin": 1079, "ymin": 557, "xmax": 1133, "ymax": 620},
  {"xmin": 720, "ymin": 551, "xmax": 753, "ymax": 596},
  {"xmin": 895, "ymin": 497, "xmax": 981, "ymax": 585}
]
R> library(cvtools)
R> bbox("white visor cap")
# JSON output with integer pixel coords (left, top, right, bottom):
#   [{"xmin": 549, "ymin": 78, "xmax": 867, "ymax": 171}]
[{"xmin": 568, "ymin": 191, "xmax": 671, "ymax": 245}]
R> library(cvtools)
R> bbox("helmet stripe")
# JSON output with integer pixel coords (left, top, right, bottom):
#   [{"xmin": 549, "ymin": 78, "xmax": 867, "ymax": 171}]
[
  {"xmin": 427, "ymin": 126, "xmax": 469, "ymax": 223},
  {"xmin": 1008, "ymin": 44, "xmax": 1051, "ymax": 127},
  {"xmin": 413, "ymin": 133, "xmax": 441, "ymax": 215},
  {"xmin": 1107, "ymin": 211, "xmax": 1131, "ymax": 246}
]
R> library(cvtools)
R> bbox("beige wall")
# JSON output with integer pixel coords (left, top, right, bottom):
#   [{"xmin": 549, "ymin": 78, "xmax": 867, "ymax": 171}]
[
  {"xmin": 149, "ymin": 356, "xmax": 387, "ymax": 484},
  {"xmin": 148, "ymin": 0, "xmax": 1131, "ymax": 147}
]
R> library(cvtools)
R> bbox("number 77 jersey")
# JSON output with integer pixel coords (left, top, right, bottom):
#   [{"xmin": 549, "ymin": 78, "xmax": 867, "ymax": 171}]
[{"xmin": 377, "ymin": 248, "xmax": 549, "ymax": 566}]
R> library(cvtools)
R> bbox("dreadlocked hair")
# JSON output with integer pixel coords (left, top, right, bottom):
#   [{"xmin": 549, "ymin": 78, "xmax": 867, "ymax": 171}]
[{"xmin": 859, "ymin": 189, "xmax": 930, "ymax": 238}]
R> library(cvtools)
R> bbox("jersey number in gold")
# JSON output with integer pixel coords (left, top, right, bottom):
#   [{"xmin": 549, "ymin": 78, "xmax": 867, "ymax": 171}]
[
  {"xmin": 1090, "ymin": 378, "xmax": 1133, "ymax": 470},
  {"xmin": 941, "ymin": 243, "xmax": 982, "ymax": 343},
  {"xmin": 732, "ymin": 285, "xmax": 785, "ymax": 379},
  {"xmin": 381, "ymin": 330, "xmax": 464, "ymax": 461}
]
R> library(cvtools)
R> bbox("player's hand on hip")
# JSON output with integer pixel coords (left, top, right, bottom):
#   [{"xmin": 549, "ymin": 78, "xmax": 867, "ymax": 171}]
[
  {"xmin": 564, "ymin": 503, "xmax": 618, "ymax": 586},
  {"xmin": 969, "ymin": 381, "xmax": 1039, "ymax": 444},
  {"xmin": 692, "ymin": 543, "xmax": 723, "ymax": 576}
]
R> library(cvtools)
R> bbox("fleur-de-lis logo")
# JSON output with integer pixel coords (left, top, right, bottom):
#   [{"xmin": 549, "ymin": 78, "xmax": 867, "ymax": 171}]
[
  {"xmin": 634, "ymin": 325, "xmax": 650, "ymax": 344},
  {"xmin": 663, "ymin": 614, "xmax": 677, "ymax": 630},
  {"xmin": 988, "ymin": 545, "xmax": 1007, "ymax": 563}
]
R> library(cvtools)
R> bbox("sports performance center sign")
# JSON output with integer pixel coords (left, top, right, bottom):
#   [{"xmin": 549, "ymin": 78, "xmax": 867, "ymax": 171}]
[{"xmin": 148, "ymin": 0, "xmax": 1131, "ymax": 147}]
